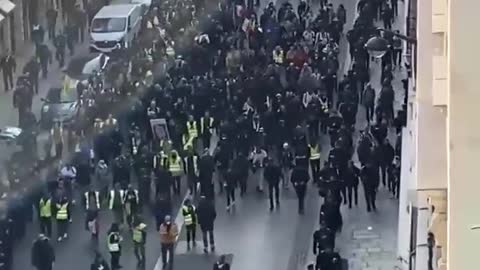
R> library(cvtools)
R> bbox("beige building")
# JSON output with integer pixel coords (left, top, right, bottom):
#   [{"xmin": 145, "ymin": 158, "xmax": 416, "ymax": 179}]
[{"xmin": 397, "ymin": 0, "xmax": 480, "ymax": 269}]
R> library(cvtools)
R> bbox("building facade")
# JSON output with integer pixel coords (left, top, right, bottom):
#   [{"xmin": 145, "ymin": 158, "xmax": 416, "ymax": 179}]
[
  {"xmin": 397, "ymin": 0, "xmax": 480, "ymax": 269},
  {"xmin": 0, "ymin": 0, "xmax": 53, "ymax": 56}
]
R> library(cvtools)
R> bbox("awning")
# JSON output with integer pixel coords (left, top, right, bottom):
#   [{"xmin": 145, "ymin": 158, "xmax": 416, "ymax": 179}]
[{"xmin": 0, "ymin": 0, "xmax": 15, "ymax": 15}]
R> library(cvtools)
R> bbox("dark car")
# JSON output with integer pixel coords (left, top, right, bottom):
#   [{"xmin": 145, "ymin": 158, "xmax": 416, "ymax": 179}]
[
  {"xmin": 39, "ymin": 54, "xmax": 110, "ymax": 129},
  {"xmin": 40, "ymin": 87, "xmax": 79, "ymax": 129}
]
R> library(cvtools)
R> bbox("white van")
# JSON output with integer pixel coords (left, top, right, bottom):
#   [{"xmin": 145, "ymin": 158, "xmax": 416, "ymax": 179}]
[
  {"xmin": 112, "ymin": 0, "xmax": 152, "ymax": 14},
  {"xmin": 90, "ymin": 4, "xmax": 143, "ymax": 53}
]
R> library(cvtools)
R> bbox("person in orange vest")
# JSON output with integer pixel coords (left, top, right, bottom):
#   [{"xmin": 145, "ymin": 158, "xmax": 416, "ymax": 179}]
[{"xmin": 159, "ymin": 215, "xmax": 178, "ymax": 269}]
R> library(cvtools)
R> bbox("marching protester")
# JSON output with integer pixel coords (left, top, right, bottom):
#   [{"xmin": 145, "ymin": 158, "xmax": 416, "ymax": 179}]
[
  {"xmin": 38, "ymin": 194, "xmax": 53, "ymax": 238},
  {"xmin": 132, "ymin": 217, "xmax": 147, "ymax": 267},
  {"xmin": 55, "ymin": 195, "xmax": 70, "ymax": 242},
  {"xmin": 107, "ymin": 223, "xmax": 122, "ymax": 270},
  {"xmin": 264, "ymin": 158, "xmax": 282, "ymax": 211},
  {"xmin": 84, "ymin": 186, "xmax": 100, "ymax": 242},
  {"xmin": 291, "ymin": 164, "xmax": 310, "ymax": 214},
  {"xmin": 123, "ymin": 184, "xmax": 140, "ymax": 228},
  {"xmin": 31, "ymin": 234, "xmax": 55, "ymax": 270},
  {"xmin": 108, "ymin": 183, "xmax": 125, "ymax": 225},
  {"xmin": 182, "ymin": 198, "xmax": 197, "ymax": 250},
  {"xmin": 197, "ymin": 196, "xmax": 216, "ymax": 253},
  {"xmin": 0, "ymin": 50, "xmax": 16, "ymax": 92},
  {"xmin": 159, "ymin": 215, "xmax": 178, "ymax": 269}
]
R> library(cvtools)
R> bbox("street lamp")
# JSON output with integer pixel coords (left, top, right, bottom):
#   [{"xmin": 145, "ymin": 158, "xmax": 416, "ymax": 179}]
[{"xmin": 365, "ymin": 28, "xmax": 417, "ymax": 59}]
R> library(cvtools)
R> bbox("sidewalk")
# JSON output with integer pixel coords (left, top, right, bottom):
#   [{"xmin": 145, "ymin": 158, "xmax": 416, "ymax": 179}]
[
  {"xmin": 339, "ymin": 2, "xmax": 407, "ymax": 270},
  {"xmin": 0, "ymin": 3, "xmax": 88, "ymax": 127},
  {"xmin": 302, "ymin": 1, "xmax": 407, "ymax": 269}
]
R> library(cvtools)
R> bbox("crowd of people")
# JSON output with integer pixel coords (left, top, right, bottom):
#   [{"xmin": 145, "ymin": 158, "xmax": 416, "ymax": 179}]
[{"xmin": 0, "ymin": 0, "xmax": 409, "ymax": 269}]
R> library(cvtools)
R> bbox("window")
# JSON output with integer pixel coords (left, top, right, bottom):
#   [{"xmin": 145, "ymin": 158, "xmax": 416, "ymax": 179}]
[{"xmin": 91, "ymin": 18, "xmax": 126, "ymax": 33}]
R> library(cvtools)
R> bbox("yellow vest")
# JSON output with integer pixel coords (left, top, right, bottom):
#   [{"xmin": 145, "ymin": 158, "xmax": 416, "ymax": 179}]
[
  {"xmin": 166, "ymin": 46, "xmax": 175, "ymax": 57},
  {"xmin": 182, "ymin": 205, "xmax": 195, "ymax": 225},
  {"xmin": 183, "ymin": 135, "xmax": 194, "ymax": 150},
  {"xmin": 169, "ymin": 158, "xmax": 182, "ymax": 173},
  {"xmin": 107, "ymin": 232, "xmax": 121, "ymax": 252},
  {"xmin": 309, "ymin": 144, "xmax": 321, "ymax": 160},
  {"xmin": 56, "ymin": 203, "xmax": 69, "ymax": 220},
  {"xmin": 186, "ymin": 121, "xmax": 198, "ymax": 138},
  {"xmin": 132, "ymin": 225, "xmax": 145, "ymax": 243},
  {"xmin": 273, "ymin": 50, "xmax": 284, "ymax": 64},
  {"xmin": 39, "ymin": 198, "xmax": 52, "ymax": 218}
]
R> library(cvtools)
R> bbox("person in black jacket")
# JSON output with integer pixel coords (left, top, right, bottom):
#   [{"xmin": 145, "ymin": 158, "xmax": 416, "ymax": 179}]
[
  {"xmin": 231, "ymin": 151, "xmax": 250, "ymax": 196},
  {"xmin": 361, "ymin": 162, "xmax": 380, "ymax": 212},
  {"xmin": 291, "ymin": 165, "xmax": 310, "ymax": 214},
  {"xmin": 343, "ymin": 161, "xmax": 360, "ymax": 208},
  {"xmin": 225, "ymin": 168, "xmax": 237, "ymax": 211},
  {"xmin": 154, "ymin": 193, "xmax": 172, "ymax": 231},
  {"xmin": 22, "ymin": 57, "xmax": 40, "ymax": 94},
  {"xmin": 31, "ymin": 234, "xmax": 55, "ymax": 270},
  {"xmin": 313, "ymin": 221, "xmax": 335, "ymax": 255},
  {"xmin": 155, "ymin": 165, "xmax": 172, "ymax": 198},
  {"xmin": 213, "ymin": 255, "xmax": 230, "ymax": 270},
  {"xmin": 264, "ymin": 158, "xmax": 282, "ymax": 211},
  {"xmin": 378, "ymin": 139, "xmax": 395, "ymax": 189},
  {"xmin": 0, "ymin": 51, "xmax": 16, "ymax": 92},
  {"xmin": 197, "ymin": 196, "xmax": 216, "ymax": 253},
  {"xmin": 315, "ymin": 248, "xmax": 342, "ymax": 270},
  {"xmin": 199, "ymin": 150, "xmax": 215, "ymax": 199}
]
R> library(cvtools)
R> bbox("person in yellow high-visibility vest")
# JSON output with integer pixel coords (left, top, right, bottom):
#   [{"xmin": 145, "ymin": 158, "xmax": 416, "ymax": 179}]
[
  {"xmin": 132, "ymin": 218, "xmax": 147, "ymax": 266},
  {"xmin": 182, "ymin": 198, "xmax": 197, "ymax": 250},
  {"xmin": 182, "ymin": 133, "xmax": 194, "ymax": 151},
  {"xmin": 107, "ymin": 223, "xmax": 122, "ymax": 269},
  {"xmin": 168, "ymin": 150, "xmax": 184, "ymax": 195},
  {"xmin": 308, "ymin": 141, "xmax": 321, "ymax": 181},
  {"xmin": 272, "ymin": 46, "xmax": 284, "ymax": 65},
  {"xmin": 185, "ymin": 115, "xmax": 198, "ymax": 150},
  {"xmin": 38, "ymin": 194, "xmax": 53, "ymax": 237},
  {"xmin": 55, "ymin": 196, "xmax": 70, "ymax": 242}
]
